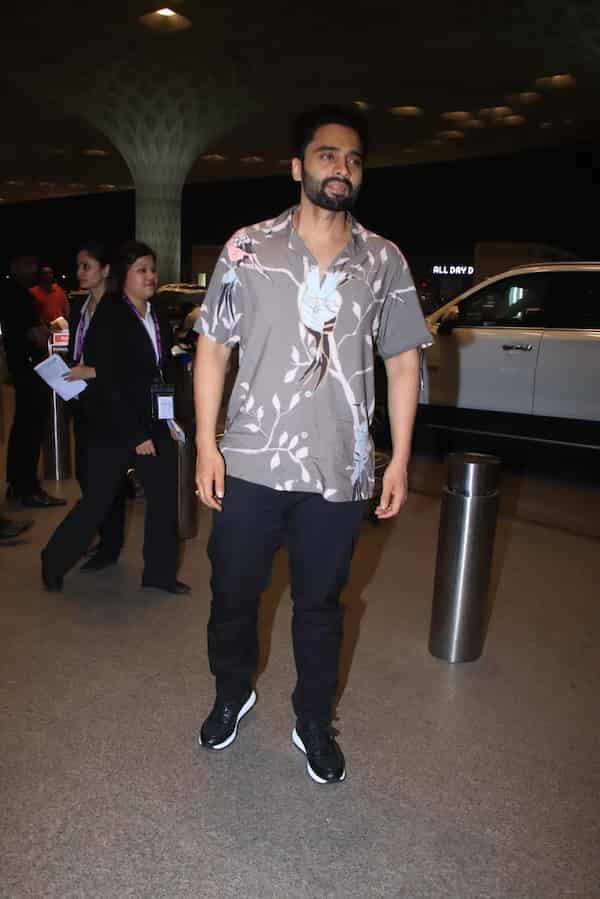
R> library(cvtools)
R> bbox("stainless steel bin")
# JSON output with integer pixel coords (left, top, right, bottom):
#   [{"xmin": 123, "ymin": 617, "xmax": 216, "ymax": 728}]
[{"xmin": 429, "ymin": 452, "xmax": 501, "ymax": 663}]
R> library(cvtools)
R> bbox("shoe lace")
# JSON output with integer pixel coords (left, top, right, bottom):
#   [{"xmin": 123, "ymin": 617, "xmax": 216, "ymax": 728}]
[
  {"xmin": 211, "ymin": 701, "xmax": 238, "ymax": 726},
  {"xmin": 301, "ymin": 722, "xmax": 336, "ymax": 758}
]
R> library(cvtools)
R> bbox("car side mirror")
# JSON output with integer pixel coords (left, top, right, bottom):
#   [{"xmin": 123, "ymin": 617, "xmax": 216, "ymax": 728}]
[{"xmin": 437, "ymin": 307, "xmax": 459, "ymax": 335}]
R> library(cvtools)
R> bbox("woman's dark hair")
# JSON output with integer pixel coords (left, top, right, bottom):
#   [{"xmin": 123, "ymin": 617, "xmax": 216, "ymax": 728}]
[
  {"xmin": 77, "ymin": 239, "xmax": 110, "ymax": 268},
  {"xmin": 108, "ymin": 239, "xmax": 156, "ymax": 296},
  {"xmin": 292, "ymin": 104, "xmax": 369, "ymax": 161}
]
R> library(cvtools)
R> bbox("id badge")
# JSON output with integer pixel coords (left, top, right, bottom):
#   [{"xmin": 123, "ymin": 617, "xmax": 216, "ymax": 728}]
[{"xmin": 151, "ymin": 382, "xmax": 175, "ymax": 420}]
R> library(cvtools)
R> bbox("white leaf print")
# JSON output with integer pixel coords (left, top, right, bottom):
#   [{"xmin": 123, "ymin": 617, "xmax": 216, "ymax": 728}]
[
  {"xmin": 257, "ymin": 406, "xmax": 264, "ymax": 421},
  {"xmin": 246, "ymin": 395, "xmax": 255, "ymax": 412},
  {"xmin": 352, "ymin": 301, "xmax": 361, "ymax": 320},
  {"xmin": 279, "ymin": 431, "xmax": 289, "ymax": 447},
  {"xmin": 240, "ymin": 382, "xmax": 250, "ymax": 391},
  {"xmin": 284, "ymin": 480, "xmax": 295, "ymax": 491},
  {"xmin": 289, "ymin": 392, "xmax": 300, "ymax": 411},
  {"xmin": 324, "ymin": 488, "xmax": 338, "ymax": 498},
  {"xmin": 380, "ymin": 247, "xmax": 388, "ymax": 263},
  {"xmin": 316, "ymin": 480, "xmax": 323, "ymax": 491},
  {"xmin": 365, "ymin": 334, "xmax": 373, "ymax": 346},
  {"xmin": 275, "ymin": 483, "xmax": 283, "ymax": 491},
  {"xmin": 295, "ymin": 446, "xmax": 308, "ymax": 459},
  {"xmin": 374, "ymin": 279, "xmax": 382, "ymax": 292},
  {"xmin": 288, "ymin": 435, "xmax": 299, "ymax": 450},
  {"xmin": 291, "ymin": 346, "xmax": 300, "ymax": 363},
  {"xmin": 270, "ymin": 452, "xmax": 281, "ymax": 470},
  {"xmin": 301, "ymin": 432, "xmax": 308, "ymax": 439},
  {"xmin": 284, "ymin": 369, "xmax": 296, "ymax": 383},
  {"xmin": 244, "ymin": 423, "xmax": 260, "ymax": 432},
  {"xmin": 301, "ymin": 465, "xmax": 310, "ymax": 483},
  {"xmin": 272, "ymin": 394, "xmax": 281, "ymax": 412}
]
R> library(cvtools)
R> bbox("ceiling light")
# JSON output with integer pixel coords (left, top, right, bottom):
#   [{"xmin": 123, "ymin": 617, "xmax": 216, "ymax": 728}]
[
  {"xmin": 200, "ymin": 153, "xmax": 227, "ymax": 162},
  {"xmin": 508, "ymin": 91, "xmax": 541, "ymax": 104},
  {"xmin": 83, "ymin": 148, "xmax": 110, "ymax": 157},
  {"xmin": 535, "ymin": 74, "xmax": 576, "ymax": 89},
  {"xmin": 437, "ymin": 130, "xmax": 464, "ymax": 139},
  {"xmin": 353, "ymin": 100, "xmax": 372, "ymax": 112},
  {"xmin": 479, "ymin": 106, "xmax": 513, "ymax": 119},
  {"xmin": 539, "ymin": 122, "xmax": 553, "ymax": 129},
  {"xmin": 241, "ymin": 156, "xmax": 264, "ymax": 164},
  {"xmin": 501, "ymin": 115, "xmax": 526, "ymax": 126},
  {"xmin": 389, "ymin": 105, "xmax": 424, "ymax": 117},
  {"xmin": 462, "ymin": 118, "xmax": 485, "ymax": 129},
  {"xmin": 139, "ymin": 8, "xmax": 192, "ymax": 30},
  {"xmin": 440, "ymin": 111, "xmax": 472, "ymax": 122},
  {"xmin": 5, "ymin": 179, "xmax": 25, "ymax": 186},
  {"xmin": 98, "ymin": 183, "xmax": 116, "ymax": 189}
]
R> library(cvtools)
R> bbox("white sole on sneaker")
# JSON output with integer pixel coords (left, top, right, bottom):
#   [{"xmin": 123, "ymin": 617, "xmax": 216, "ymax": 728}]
[
  {"xmin": 199, "ymin": 690, "xmax": 257, "ymax": 750},
  {"xmin": 292, "ymin": 727, "xmax": 346, "ymax": 784}
]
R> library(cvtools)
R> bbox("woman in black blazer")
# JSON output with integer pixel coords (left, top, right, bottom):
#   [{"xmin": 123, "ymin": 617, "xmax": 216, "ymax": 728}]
[
  {"xmin": 42, "ymin": 240, "xmax": 189, "ymax": 595},
  {"xmin": 65, "ymin": 240, "xmax": 127, "ymax": 570}
]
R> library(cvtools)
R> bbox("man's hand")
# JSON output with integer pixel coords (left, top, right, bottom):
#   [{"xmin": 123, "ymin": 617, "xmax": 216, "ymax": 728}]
[
  {"xmin": 374, "ymin": 458, "xmax": 408, "ymax": 519},
  {"xmin": 195, "ymin": 442, "xmax": 225, "ymax": 511},
  {"xmin": 135, "ymin": 439, "xmax": 156, "ymax": 456},
  {"xmin": 63, "ymin": 364, "xmax": 96, "ymax": 381}
]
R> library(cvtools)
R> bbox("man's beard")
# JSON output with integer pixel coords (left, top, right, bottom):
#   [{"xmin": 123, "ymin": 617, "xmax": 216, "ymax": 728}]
[{"xmin": 302, "ymin": 171, "xmax": 359, "ymax": 212}]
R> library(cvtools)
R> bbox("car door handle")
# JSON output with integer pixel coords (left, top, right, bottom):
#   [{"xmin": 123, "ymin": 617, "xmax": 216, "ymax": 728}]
[{"xmin": 502, "ymin": 344, "xmax": 534, "ymax": 352}]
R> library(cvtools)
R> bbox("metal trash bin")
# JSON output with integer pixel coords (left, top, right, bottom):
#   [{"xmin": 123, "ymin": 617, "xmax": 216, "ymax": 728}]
[
  {"xmin": 173, "ymin": 352, "xmax": 198, "ymax": 540},
  {"xmin": 429, "ymin": 452, "xmax": 501, "ymax": 663},
  {"xmin": 43, "ymin": 389, "xmax": 72, "ymax": 481}
]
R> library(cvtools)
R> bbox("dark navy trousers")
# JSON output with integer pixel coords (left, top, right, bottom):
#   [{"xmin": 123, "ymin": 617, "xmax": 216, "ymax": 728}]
[{"xmin": 207, "ymin": 476, "xmax": 368, "ymax": 724}]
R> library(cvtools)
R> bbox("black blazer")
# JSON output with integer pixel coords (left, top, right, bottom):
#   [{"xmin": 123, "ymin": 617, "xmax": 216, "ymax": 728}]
[{"xmin": 87, "ymin": 295, "xmax": 174, "ymax": 449}]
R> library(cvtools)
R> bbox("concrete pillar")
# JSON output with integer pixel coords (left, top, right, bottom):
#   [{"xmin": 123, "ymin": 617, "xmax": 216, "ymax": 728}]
[{"xmin": 133, "ymin": 174, "xmax": 184, "ymax": 284}]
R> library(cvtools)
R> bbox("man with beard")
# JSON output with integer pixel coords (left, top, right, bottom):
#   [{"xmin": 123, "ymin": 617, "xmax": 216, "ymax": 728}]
[{"xmin": 193, "ymin": 105, "xmax": 431, "ymax": 784}]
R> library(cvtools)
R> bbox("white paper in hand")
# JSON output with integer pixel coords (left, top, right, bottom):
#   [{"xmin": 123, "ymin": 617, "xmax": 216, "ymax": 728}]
[{"xmin": 34, "ymin": 355, "xmax": 87, "ymax": 401}]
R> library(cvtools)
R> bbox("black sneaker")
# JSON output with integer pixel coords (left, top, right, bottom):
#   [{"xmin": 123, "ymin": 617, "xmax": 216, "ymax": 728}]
[
  {"xmin": 199, "ymin": 690, "xmax": 256, "ymax": 750},
  {"xmin": 292, "ymin": 721, "xmax": 346, "ymax": 784}
]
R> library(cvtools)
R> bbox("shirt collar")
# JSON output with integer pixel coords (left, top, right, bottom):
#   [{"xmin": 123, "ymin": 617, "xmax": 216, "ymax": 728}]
[{"xmin": 280, "ymin": 205, "xmax": 365, "ymax": 266}]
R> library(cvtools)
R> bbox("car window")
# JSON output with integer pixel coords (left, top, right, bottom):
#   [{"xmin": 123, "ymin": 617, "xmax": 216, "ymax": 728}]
[
  {"xmin": 545, "ymin": 272, "xmax": 600, "ymax": 329},
  {"xmin": 453, "ymin": 274, "xmax": 551, "ymax": 327}
]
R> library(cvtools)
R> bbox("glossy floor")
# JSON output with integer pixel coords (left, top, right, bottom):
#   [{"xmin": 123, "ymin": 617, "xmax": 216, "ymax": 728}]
[{"xmin": 1, "ymin": 474, "xmax": 599, "ymax": 898}]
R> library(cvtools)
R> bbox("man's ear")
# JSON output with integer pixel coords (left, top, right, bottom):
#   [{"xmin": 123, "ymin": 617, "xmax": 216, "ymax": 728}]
[{"xmin": 291, "ymin": 157, "xmax": 303, "ymax": 183}]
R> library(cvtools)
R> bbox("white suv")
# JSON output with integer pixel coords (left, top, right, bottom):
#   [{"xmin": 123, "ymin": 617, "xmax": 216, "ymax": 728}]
[{"xmin": 419, "ymin": 263, "xmax": 600, "ymax": 450}]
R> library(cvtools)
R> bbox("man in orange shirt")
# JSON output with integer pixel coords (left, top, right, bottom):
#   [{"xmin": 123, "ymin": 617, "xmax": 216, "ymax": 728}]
[{"xmin": 30, "ymin": 265, "xmax": 70, "ymax": 326}]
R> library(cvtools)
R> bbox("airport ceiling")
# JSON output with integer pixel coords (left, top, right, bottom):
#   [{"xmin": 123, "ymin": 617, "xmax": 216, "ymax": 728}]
[{"xmin": 1, "ymin": 0, "xmax": 600, "ymax": 204}]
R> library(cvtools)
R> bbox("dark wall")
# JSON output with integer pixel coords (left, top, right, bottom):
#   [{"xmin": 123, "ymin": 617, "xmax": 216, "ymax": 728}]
[{"xmin": 2, "ymin": 140, "xmax": 599, "ymax": 285}]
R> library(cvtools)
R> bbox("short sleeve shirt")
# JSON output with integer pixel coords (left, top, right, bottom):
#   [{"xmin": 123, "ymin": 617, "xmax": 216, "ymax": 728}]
[{"xmin": 194, "ymin": 206, "xmax": 432, "ymax": 502}]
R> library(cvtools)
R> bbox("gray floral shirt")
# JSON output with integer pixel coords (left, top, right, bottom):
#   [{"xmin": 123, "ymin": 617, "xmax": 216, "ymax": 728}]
[{"xmin": 195, "ymin": 206, "xmax": 432, "ymax": 502}]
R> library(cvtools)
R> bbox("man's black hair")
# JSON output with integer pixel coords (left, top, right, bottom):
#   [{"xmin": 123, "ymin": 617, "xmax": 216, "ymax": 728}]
[{"xmin": 292, "ymin": 104, "xmax": 369, "ymax": 161}]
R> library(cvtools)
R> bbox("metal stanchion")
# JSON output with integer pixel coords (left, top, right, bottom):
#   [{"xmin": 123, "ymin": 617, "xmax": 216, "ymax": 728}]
[
  {"xmin": 429, "ymin": 452, "xmax": 501, "ymax": 663},
  {"xmin": 42, "ymin": 389, "xmax": 72, "ymax": 481}
]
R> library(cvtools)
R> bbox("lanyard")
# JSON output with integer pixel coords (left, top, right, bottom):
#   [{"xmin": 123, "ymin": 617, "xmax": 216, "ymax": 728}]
[
  {"xmin": 123, "ymin": 295, "xmax": 162, "ymax": 366},
  {"xmin": 73, "ymin": 295, "xmax": 92, "ymax": 364}
]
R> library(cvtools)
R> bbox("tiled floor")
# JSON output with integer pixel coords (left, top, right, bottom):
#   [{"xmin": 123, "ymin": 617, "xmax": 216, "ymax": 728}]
[{"xmin": 2, "ymin": 469, "xmax": 599, "ymax": 898}]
